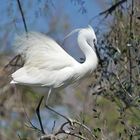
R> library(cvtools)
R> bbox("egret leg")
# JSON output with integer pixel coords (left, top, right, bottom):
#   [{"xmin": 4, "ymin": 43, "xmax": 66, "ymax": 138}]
[
  {"xmin": 46, "ymin": 88, "xmax": 52, "ymax": 105},
  {"xmin": 36, "ymin": 96, "xmax": 45, "ymax": 134}
]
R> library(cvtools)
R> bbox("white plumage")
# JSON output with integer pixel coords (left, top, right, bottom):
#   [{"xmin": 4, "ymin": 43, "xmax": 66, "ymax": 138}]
[{"xmin": 11, "ymin": 26, "xmax": 98, "ymax": 101}]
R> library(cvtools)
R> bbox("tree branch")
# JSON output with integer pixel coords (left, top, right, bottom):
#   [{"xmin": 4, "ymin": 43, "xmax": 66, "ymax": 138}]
[
  {"xmin": 99, "ymin": 0, "xmax": 127, "ymax": 17},
  {"xmin": 16, "ymin": 0, "xmax": 28, "ymax": 34},
  {"xmin": 128, "ymin": 0, "xmax": 134, "ymax": 94}
]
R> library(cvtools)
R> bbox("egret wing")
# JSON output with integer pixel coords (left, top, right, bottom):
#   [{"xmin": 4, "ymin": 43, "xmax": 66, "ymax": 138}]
[
  {"xmin": 14, "ymin": 32, "xmax": 78, "ymax": 70},
  {"xmin": 11, "ymin": 65, "xmax": 75, "ymax": 87},
  {"xmin": 11, "ymin": 32, "xmax": 79, "ymax": 86}
]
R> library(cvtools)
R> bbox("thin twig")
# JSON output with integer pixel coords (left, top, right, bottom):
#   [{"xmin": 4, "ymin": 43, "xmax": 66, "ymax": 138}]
[
  {"xmin": 45, "ymin": 105, "xmax": 96, "ymax": 139},
  {"xmin": 55, "ymin": 121, "xmax": 88, "ymax": 140},
  {"xmin": 73, "ymin": 121, "xmax": 96, "ymax": 139},
  {"xmin": 4, "ymin": 0, "xmax": 28, "ymax": 71},
  {"xmin": 4, "ymin": 54, "xmax": 23, "ymax": 71},
  {"xmin": 114, "ymin": 72, "xmax": 132, "ymax": 98},
  {"xmin": 99, "ymin": 0, "xmax": 127, "ymax": 17},
  {"xmin": 128, "ymin": 0, "xmax": 134, "ymax": 94},
  {"xmin": 57, "ymin": 131, "xmax": 88, "ymax": 140},
  {"xmin": 16, "ymin": 0, "xmax": 28, "ymax": 34},
  {"xmin": 89, "ymin": 0, "xmax": 127, "ymax": 23}
]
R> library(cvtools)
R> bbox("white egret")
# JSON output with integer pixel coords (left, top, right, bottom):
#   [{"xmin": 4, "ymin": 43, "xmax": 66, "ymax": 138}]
[{"xmin": 10, "ymin": 25, "xmax": 99, "ymax": 103}]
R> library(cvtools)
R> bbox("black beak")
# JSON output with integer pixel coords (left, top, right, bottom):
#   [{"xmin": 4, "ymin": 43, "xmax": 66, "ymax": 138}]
[{"xmin": 94, "ymin": 43, "xmax": 102, "ymax": 66}]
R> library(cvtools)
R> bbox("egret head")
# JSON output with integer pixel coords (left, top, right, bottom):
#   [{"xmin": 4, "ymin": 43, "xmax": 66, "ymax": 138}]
[
  {"xmin": 87, "ymin": 25, "xmax": 97, "ymax": 45},
  {"xmin": 64, "ymin": 26, "xmax": 100, "ymax": 61},
  {"xmin": 79, "ymin": 25, "xmax": 97, "ymax": 51},
  {"xmin": 79, "ymin": 25, "xmax": 102, "ymax": 63}
]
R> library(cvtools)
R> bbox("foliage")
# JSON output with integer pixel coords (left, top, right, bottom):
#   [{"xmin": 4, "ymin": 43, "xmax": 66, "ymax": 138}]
[
  {"xmin": 90, "ymin": 0, "xmax": 140, "ymax": 139},
  {"xmin": 0, "ymin": 0, "xmax": 140, "ymax": 140}
]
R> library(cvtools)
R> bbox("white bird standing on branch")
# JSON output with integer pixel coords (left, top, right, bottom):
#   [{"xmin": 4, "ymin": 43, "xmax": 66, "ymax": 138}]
[{"xmin": 10, "ymin": 25, "xmax": 99, "ymax": 103}]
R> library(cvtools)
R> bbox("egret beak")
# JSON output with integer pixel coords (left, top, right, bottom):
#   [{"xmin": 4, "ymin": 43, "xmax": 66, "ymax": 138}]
[{"xmin": 94, "ymin": 43, "xmax": 102, "ymax": 66}]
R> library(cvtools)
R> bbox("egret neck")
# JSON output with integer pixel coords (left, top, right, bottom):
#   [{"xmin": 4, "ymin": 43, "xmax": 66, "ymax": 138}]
[{"xmin": 77, "ymin": 32, "xmax": 98, "ymax": 74}]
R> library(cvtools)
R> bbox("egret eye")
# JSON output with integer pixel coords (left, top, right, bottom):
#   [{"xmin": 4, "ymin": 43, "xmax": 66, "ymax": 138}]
[{"xmin": 93, "ymin": 39, "xmax": 96, "ymax": 43}]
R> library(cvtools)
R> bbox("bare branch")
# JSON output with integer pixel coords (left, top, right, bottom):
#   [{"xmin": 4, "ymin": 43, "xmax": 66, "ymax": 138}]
[
  {"xmin": 128, "ymin": 0, "xmax": 134, "ymax": 94},
  {"xmin": 45, "ymin": 105, "xmax": 96, "ymax": 139},
  {"xmin": 4, "ymin": 54, "xmax": 24, "ymax": 72},
  {"xmin": 99, "ymin": 0, "xmax": 127, "ymax": 18},
  {"xmin": 16, "ymin": 0, "xmax": 28, "ymax": 33}
]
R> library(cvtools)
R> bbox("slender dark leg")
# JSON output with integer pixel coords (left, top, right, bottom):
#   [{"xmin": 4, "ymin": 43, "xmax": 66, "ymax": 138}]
[{"xmin": 36, "ymin": 96, "xmax": 45, "ymax": 134}]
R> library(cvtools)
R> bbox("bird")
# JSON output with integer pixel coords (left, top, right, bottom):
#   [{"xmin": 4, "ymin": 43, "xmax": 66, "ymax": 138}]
[{"xmin": 10, "ymin": 25, "xmax": 99, "ymax": 103}]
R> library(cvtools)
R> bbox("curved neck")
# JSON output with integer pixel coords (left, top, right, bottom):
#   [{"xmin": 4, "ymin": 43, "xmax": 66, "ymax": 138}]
[{"xmin": 77, "ymin": 34, "xmax": 98, "ymax": 69}]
